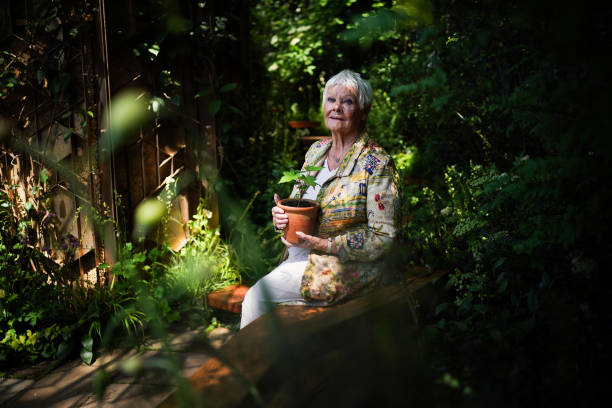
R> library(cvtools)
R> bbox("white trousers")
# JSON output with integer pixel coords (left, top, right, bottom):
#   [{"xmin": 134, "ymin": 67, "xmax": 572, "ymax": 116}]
[{"xmin": 239, "ymin": 258, "xmax": 309, "ymax": 329}]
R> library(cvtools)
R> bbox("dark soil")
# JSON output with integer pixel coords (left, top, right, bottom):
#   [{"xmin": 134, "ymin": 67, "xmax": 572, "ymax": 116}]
[{"xmin": 281, "ymin": 199, "xmax": 317, "ymax": 208}]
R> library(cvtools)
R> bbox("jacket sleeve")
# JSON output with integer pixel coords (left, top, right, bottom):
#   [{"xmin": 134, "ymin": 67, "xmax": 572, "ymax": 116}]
[{"xmin": 334, "ymin": 156, "xmax": 400, "ymax": 262}]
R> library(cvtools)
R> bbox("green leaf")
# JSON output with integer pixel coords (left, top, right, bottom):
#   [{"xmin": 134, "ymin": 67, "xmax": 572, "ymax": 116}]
[
  {"xmin": 434, "ymin": 302, "xmax": 449, "ymax": 316},
  {"xmin": 56, "ymin": 341, "xmax": 72, "ymax": 360},
  {"xmin": 473, "ymin": 304, "xmax": 487, "ymax": 314},
  {"xmin": 497, "ymin": 279, "xmax": 508, "ymax": 294},
  {"xmin": 278, "ymin": 174, "xmax": 298, "ymax": 183},
  {"xmin": 219, "ymin": 83, "xmax": 237, "ymax": 92},
  {"xmin": 228, "ymin": 105, "xmax": 245, "ymax": 117},
  {"xmin": 40, "ymin": 168, "xmax": 49, "ymax": 185},
  {"xmin": 81, "ymin": 334, "xmax": 93, "ymax": 351},
  {"xmin": 304, "ymin": 165, "xmax": 324, "ymax": 171},
  {"xmin": 527, "ymin": 290, "xmax": 539, "ymax": 313},
  {"xmin": 221, "ymin": 122, "xmax": 232, "ymax": 132},
  {"xmin": 493, "ymin": 257, "xmax": 505, "ymax": 270},
  {"xmin": 209, "ymin": 100, "xmax": 221, "ymax": 116},
  {"xmin": 148, "ymin": 44, "xmax": 160, "ymax": 59},
  {"xmin": 93, "ymin": 369, "xmax": 109, "ymax": 400},
  {"xmin": 194, "ymin": 89, "xmax": 211, "ymax": 99},
  {"xmin": 62, "ymin": 128, "xmax": 73, "ymax": 141},
  {"xmin": 80, "ymin": 349, "xmax": 93, "ymax": 365},
  {"xmin": 302, "ymin": 175, "xmax": 317, "ymax": 188}
]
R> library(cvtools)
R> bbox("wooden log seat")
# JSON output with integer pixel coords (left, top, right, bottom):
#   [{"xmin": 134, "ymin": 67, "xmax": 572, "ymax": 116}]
[{"xmin": 160, "ymin": 268, "xmax": 447, "ymax": 407}]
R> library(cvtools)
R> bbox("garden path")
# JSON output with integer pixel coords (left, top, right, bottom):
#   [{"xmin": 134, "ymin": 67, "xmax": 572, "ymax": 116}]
[{"xmin": 0, "ymin": 324, "xmax": 235, "ymax": 408}]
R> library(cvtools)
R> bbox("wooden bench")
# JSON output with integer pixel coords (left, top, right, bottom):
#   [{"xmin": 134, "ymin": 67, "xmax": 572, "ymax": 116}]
[{"xmin": 159, "ymin": 268, "xmax": 447, "ymax": 407}]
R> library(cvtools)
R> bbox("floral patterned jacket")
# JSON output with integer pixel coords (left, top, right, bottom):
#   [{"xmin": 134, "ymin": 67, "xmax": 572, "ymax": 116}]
[{"xmin": 290, "ymin": 132, "xmax": 400, "ymax": 305}]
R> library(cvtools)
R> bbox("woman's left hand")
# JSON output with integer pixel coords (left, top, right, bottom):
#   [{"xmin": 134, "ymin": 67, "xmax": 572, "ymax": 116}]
[{"xmin": 281, "ymin": 231, "xmax": 336, "ymax": 254}]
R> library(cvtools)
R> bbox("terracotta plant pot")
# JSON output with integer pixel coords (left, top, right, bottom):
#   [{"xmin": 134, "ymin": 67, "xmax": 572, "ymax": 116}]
[
  {"xmin": 288, "ymin": 120, "xmax": 320, "ymax": 129},
  {"xmin": 277, "ymin": 198, "xmax": 320, "ymax": 244}
]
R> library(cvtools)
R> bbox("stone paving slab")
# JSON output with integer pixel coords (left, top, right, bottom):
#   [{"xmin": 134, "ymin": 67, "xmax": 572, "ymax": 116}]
[
  {"xmin": 0, "ymin": 378, "xmax": 35, "ymax": 405},
  {"xmin": 2, "ymin": 325, "xmax": 234, "ymax": 408}
]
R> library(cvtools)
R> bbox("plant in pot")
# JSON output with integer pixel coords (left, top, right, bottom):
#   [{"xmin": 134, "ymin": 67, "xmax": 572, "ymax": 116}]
[
  {"xmin": 277, "ymin": 165, "xmax": 324, "ymax": 244},
  {"xmin": 287, "ymin": 103, "xmax": 320, "ymax": 129}
]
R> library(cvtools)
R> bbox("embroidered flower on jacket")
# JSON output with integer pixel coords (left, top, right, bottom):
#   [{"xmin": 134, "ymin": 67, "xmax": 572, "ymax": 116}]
[
  {"xmin": 378, "ymin": 202, "xmax": 385, "ymax": 210},
  {"xmin": 347, "ymin": 232, "xmax": 365, "ymax": 249}
]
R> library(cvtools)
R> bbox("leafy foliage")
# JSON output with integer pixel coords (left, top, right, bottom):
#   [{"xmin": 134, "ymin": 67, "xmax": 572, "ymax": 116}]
[
  {"xmin": 278, "ymin": 165, "xmax": 324, "ymax": 199},
  {"xmin": 0, "ymin": 184, "xmax": 240, "ymax": 369},
  {"xmin": 1, "ymin": 0, "xmax": 610, "ymax": 404},
  {"xmin": 245, "ymin": 0, "xmax": 611, "ymax": 404}
]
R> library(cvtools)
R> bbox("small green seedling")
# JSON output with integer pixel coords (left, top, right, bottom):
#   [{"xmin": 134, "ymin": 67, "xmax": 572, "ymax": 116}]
[{"xmin": 278, "ymin": 165, "xmax": 324, "ymax": 205}]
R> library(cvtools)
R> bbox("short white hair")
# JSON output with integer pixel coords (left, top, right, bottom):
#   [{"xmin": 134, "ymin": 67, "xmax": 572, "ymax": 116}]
[{"xmin": 322, "ymin": 69, "xmax": 373, "ymax": 112}]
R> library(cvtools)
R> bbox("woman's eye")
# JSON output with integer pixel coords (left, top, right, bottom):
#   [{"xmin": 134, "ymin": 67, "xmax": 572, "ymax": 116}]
[
  {"xmin": 327, "ymin": 97, "xmax": 336, "ymax": 103},
  {"xmin": 343, "ymin": 99, "xmax": 354, "ymax": 105}
]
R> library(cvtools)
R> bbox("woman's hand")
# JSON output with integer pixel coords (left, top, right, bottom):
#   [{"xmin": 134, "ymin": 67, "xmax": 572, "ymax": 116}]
[
  {"xmin": 271, "ymin": 194, "xmax": 288, "ymax": 231},
  {"xmin": 281, "ymin": 231, "xmax": 337, "ymax": 254}
]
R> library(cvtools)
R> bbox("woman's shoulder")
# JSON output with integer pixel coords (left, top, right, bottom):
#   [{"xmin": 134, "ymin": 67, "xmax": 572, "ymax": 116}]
[
  {"xmin": 361, "ymin": 137, "xmax": 392, "ymax": 163},
  {"xmin": 304, "ymin": 137, "xmax": 332, "ymax": 162},
  {"xmin": 308, "ymin": 137, "xmax": 332, "ymax": 152}
]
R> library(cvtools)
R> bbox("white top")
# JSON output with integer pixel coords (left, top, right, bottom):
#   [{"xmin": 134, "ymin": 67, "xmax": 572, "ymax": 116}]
[{"xmin": 286, "ymin": 157, "xmax": 337, "ymax": 262}]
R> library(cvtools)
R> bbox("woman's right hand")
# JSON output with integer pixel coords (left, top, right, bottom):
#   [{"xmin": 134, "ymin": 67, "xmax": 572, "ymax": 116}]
[{"xmin": 271, "ymin": 193, "xmax": 288, "ymax": 230}]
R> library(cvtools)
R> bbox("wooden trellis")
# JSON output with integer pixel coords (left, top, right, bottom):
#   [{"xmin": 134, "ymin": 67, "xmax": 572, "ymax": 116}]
[{"xmin": 0, "ymin": 0, "xmax": 221, "ymax": 283}]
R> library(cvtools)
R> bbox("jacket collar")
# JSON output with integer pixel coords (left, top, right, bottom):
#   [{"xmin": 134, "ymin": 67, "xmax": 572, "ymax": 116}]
[
  {"xmin": 336, "ymin": 132, "xmax": 368, "ymax": 177},
  {"xmin": 307, "ymin": 132, "xmax": 369, "ymax": 175}
]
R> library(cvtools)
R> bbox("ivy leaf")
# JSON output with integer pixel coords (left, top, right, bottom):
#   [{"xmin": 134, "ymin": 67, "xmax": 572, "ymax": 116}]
[{"xmin": 304, "ymin": 165, "xmax": 324, "ymax": 172}]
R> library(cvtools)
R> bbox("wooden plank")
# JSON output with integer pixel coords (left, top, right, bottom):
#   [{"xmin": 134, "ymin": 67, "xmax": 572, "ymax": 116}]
[{"xmin": 206, "ymin": 284, "xmax": 250, "ymax": 314}]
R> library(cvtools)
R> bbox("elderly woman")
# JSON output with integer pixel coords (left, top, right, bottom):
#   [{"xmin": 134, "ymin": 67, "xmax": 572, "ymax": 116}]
[{"xmin": 240, "ymin": 69, "xmax": 399, "ymax": 329}]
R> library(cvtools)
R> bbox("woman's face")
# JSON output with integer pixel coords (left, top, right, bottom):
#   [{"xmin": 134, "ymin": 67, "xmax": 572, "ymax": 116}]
[{"xmin": 323, "ymin": 85, "xmax": 366, "ymax": 137}]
